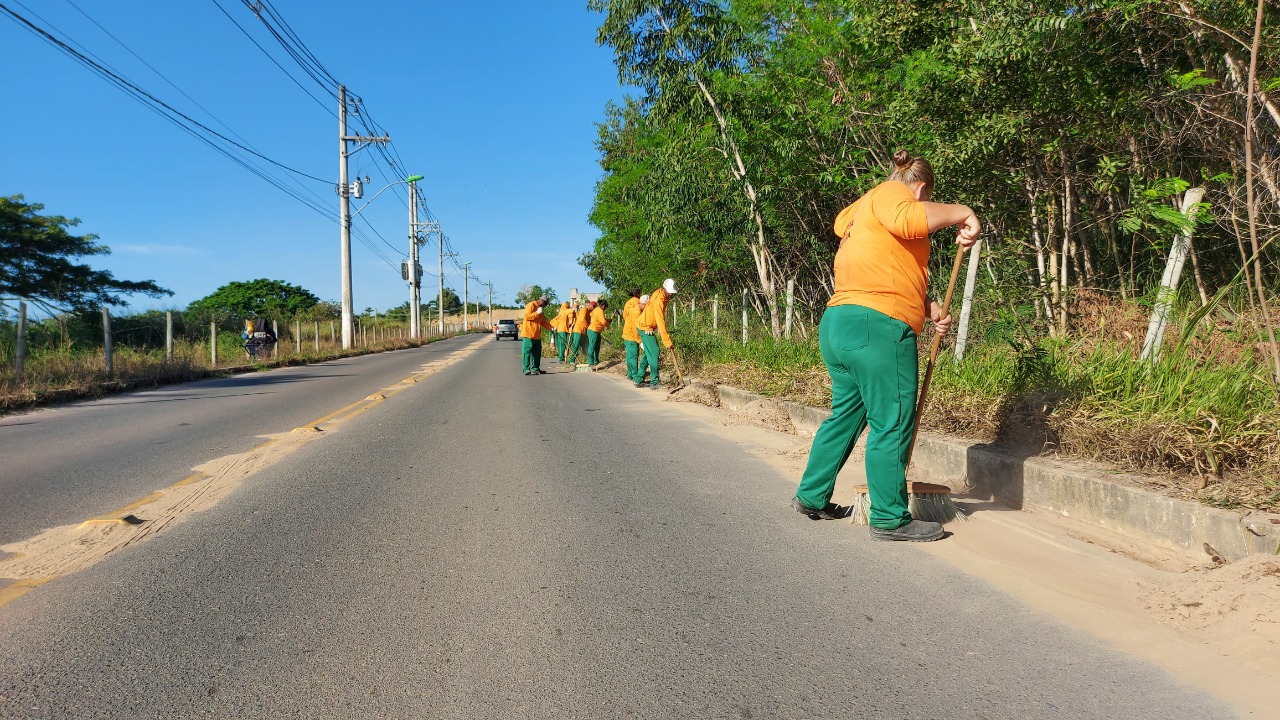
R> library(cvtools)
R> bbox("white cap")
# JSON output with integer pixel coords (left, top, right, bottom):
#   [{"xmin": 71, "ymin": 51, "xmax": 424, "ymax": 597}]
[
  {"xmin": 663, "ymin": 278, "xmax": 677, "ymax": 295},
  {"xmin": 639, "ymin": 294, "xmax": 650, "ymax": 304}
]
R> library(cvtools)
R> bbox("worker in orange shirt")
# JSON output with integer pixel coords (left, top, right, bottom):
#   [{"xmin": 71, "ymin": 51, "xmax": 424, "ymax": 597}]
[
  {"xmin": 586, "ymin": 299, "xmax": 611, "ymax": 367},
  {"xmin": 635, "ymin": 279, "xmax": 675, "ymax": 389},
  {"xmin": 551, "ymin": 301, "xmax": 572, "ymax": 363},
  {"xmin": 565, "ymin": 300, "xmax": 593, "ymax": 365},
  {"xmin": 791, "ymin": 150, "xmax": 979, "ymax": 542},
  {"xmin": 620, "ymin": 289, "xmax": 643, "ymax": 382},
  {"xmin": 520, "ymin": 296, "xmax": 554, "ymax": 375}
]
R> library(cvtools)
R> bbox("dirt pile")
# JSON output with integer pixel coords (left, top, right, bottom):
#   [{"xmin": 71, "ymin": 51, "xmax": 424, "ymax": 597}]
[
  {"xmin": 1141, "ymin": 555, "xmax": 1280, "ymax": 646},
  {"xmin": 728, "ymin": 398, "xmax": 796, "ymax": 434},
  {"xmin": 667, "ymin": 384, "xmax": 719, "ymax": 407}
]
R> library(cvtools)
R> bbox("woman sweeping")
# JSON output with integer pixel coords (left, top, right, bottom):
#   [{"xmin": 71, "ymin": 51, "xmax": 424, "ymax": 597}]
[{"xmin": 790, "ymin": 150, "xmax": 980, "ymax": 541}]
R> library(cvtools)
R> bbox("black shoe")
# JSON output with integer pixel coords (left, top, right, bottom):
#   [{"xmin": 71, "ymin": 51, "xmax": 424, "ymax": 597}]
[
  {"xmin": 869, "ymin": 520, "xmax": 945, "ymax": 542},
  {"xmin": 789, "ymin": 496, "xmax": 853, "ymax": 520},
  {"xmin": 535, "ymin": 369, "xmax": 547, "ymax": 374}
]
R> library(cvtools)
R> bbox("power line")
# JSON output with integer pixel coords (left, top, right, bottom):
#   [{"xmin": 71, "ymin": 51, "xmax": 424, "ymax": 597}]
[
  {"xmin": 1, "ymin": 2, "xmax": 331, "ymax": 187},
  {"xmin": 61, "ymin": 0, "xmax": 332, "ymax": 210},
  {"xmin": 211, "ymin": 0, "xmax": 337, "ymax": 116}
]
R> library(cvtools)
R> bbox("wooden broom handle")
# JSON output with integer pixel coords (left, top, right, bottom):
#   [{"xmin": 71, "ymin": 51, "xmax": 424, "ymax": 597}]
[{"xmin": 905, "ymin": 247, "xmax": 967, "ymax": 468}]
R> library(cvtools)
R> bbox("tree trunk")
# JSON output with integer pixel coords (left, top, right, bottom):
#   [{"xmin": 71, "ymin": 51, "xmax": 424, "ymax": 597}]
[
  {"xmin": 655, "ymin": 8, "xmax": 782, "ymax": 339},
  {"xmin": 1242, "ymin": 0, "xmax": 1280, "ymax": 384}
]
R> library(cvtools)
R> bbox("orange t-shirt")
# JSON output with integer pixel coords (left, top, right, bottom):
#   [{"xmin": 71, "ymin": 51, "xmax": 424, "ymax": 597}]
[{"xmin": 827, "ymin": 180, "xmax": 930, "ymax": 332}]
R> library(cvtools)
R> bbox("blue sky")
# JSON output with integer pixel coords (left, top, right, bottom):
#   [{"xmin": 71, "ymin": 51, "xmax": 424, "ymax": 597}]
[{"xmin": 5, "ymin": 0, "xmax": 625, "ymax": 314}]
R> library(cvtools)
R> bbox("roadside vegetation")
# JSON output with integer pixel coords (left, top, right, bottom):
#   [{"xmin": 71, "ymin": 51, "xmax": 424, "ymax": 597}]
[
  {"xmin": 0, "ymin": 309, "xmax": 462, "ymax": 414},
  {"xmin": 584, "ymin": 2, "xmax": 1280, "ymax": 513}
]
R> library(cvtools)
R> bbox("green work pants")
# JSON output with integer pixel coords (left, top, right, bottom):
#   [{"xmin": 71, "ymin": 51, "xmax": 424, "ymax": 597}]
[
  {"xmin": 587, "ymin": 330, "xmax": 602, "ymax": 365},
  {"xmin": 521, "ymin": 337, "xmax": 543, "ymax": 374},
  {"xmin": 566, "ymin": 332, "xmax": 586, "ymax": 364},
  {"xmin": 639, "ymin": 332, "xmax": 661, "ymax": 387},
  {"xmin": 795, "ymin": 304, "xmax": 917, "ymax": 530},
  {"xmin": 555, "ymin": 331, "xmax": 568, "ymax": 361},
  {"xmin": 624, "ymin": 339, "xmax": 640, "ymax": 381}
]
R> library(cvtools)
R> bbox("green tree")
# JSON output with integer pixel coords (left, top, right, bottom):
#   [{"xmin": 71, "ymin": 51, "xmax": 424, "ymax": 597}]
[
  {"xmin": 187, "ymin": 279, "xmax": 320, "ymax": 318},
  {"xmin": 0, "ymin": 195, "xmax": 171, "ymax": 313},
  {"xmin": 514, "ymin": 284, "xmax": 558, "ymax": 306},
  {"xmin": 426, "ymin": 287, "xmax": 462, "ymax": 315}
]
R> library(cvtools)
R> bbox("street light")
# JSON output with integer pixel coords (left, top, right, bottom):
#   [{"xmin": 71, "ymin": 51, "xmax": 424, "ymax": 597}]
[{"xmin": 340, "ymin": 174, "xmax": 423, "ymax": 349}]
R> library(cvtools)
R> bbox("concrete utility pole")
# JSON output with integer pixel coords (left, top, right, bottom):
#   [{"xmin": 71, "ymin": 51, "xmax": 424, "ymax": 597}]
[
  {"xmin": 488, "ymin": 281, "xmax": 493, "ymax": 328},
  {"xmin": 338, "ymin": 85, "xmax": 390, "ymax": 350},
  {"xmin": 408, "ymin": 181, "xmax": 421, "ymax": 339},
  {"xmin": 463, "ymin": 262, "xmax": 471, "ymax": 330}
]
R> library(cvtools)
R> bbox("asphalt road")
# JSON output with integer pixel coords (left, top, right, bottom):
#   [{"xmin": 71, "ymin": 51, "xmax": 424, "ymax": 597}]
[{"xmin": 0, "ymin": 336, "xmax": 1233, "ymax": 718}]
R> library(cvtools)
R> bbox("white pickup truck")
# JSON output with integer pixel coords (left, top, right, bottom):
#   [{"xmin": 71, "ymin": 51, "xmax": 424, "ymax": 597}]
[{"xmin": 494, "ymin": 318, "xmax": 519, "ymax": 340}]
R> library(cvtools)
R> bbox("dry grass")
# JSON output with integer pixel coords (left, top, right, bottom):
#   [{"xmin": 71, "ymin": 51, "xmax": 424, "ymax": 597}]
[{"xmin": 1, "ymin": 333, "xmax": 465, "ymax": 414}]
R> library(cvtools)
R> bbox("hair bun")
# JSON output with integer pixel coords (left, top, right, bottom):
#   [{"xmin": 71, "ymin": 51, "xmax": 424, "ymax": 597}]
[{"xmin": 892, "ymin": 149, "xmax": 913, "ymax": 169}]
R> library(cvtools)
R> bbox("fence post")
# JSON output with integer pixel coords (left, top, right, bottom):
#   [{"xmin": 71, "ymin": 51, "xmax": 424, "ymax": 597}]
[
  {"xmin": 330, "ymin": 321, "xmax": 335, "ymax": 344},
  {"xmin": 100, "ymin": 307, "xmax": 114, "ymax": 376},
  {"xmin": 314, "ymin": 321, "xmax": 320, "ymax": 352},
  {"xmin": 690, "ymin": 297, "xmax": 695, "ymax": 320},
  {"xmin": 15, "ymin": 301, "xmax": 27, "ymax": 381},
  {"xmin": 295, "ymin": 320, "xmax": 301, "ymax": 353},
  {"xmin": 713, "ymin": 295, "xmax": 718, "ymax": 331},
  {"xmin": 272, "ymin": 320, "xmax": 279, "ymax": 358},
  {"xmin": 785, "ymin": 279, "xmax": 795, "ymax": 340},
  {"xmin": 741, "ymin": 288, "xmax": 748, "ymax": 346},
  {"xmin": 208, "ymin": 319, "xmax": 216, "ymax": 368},
  {"xmin": 165, "ymin": 311, "xmax": 174, "ymax": 363}
]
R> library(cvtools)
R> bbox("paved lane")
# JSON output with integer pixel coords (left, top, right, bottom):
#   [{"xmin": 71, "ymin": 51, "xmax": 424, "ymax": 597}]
[
  {"xmin": 0, "ymin": 336, "xmax": 484, "ymax": 546},
  {"xmin": 0, "ymin": 338, "xmax": 1231, "ymax": 718}
]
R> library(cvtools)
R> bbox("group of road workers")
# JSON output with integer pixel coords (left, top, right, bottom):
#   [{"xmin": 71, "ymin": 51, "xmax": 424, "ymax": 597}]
[{"xmin": 517, "ymin": 278, "xmax": 677, "ymax": 389}]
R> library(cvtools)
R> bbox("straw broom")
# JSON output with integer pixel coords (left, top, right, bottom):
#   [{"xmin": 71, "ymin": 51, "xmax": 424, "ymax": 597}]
[{"xmin": 851, "ymin": 246, "xmax": 968, "ymax": 526}]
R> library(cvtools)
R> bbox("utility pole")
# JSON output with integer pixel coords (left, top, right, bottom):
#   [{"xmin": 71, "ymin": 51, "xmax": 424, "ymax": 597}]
[
  {"xmin": 488, "ymin": 281, "xmax": 493, "ymax": 328},
  {"xmin": 438, "ymin": 231, "xmax": 456, "ymax": 334},
  {"xmin": 338, "ymin": 85, "xmax": 389, "ymax": 349},
  {"xmin": 407, "ymin": 181, "xmax": 421, "ymax": 339},
  {"xmin": 463, "ymin": 262, "xmax": 471, "ymax": 331}
]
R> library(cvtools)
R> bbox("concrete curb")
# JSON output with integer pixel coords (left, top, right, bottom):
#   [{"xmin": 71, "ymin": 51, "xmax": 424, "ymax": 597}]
[{"xmin": 702, "ymin": 382, "xmax": 1280, "ymax": 561}]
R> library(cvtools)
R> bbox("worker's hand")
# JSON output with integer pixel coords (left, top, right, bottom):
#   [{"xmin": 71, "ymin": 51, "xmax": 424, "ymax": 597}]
[
  {"xmin": 664, "ymin": 342, "xmax": 674, "ymax": 350},
  {"xmin": 956, "ymin": 211, "xmax": 981, "ymax": 249},
  {"xmin": 535, "ymin": 307, "xmax": 543, "ymax": 315},
  {"xmin": 927, "ymin": 298, "xmax": 953, "ymax": 334}
]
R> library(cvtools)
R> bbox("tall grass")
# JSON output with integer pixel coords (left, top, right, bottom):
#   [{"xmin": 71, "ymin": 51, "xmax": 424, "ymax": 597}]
[{"xmin": 649, "ymin": 305, "xmax": 1280, "ymax": 511}]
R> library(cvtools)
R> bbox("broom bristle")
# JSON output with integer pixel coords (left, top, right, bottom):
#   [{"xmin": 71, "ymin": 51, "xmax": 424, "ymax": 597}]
[
  {"xmin": 849, "ymin": 490, "xmax": 966, "ymax": 526},
  {"xmin": 849, "ymin": 492, "xmax": 872, "ymax": 526}
]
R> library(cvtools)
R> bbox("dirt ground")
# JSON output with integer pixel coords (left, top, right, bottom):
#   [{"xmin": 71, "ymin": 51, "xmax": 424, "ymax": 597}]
[{"xmin": 606, "ymin": 371, "xmax": 1280, "ymax": 718}]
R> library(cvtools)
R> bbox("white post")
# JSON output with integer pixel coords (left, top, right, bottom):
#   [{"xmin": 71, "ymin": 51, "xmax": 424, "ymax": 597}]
[
  {"xmin": 785, "ymin": 279, "xmax": 795, "ymax": 340},
  {"xmin": 314, "ymin": 321, "xmax": 320, "ymax": 352},
  {"xmin": 741, "ymin": 288, "xmax": 748, "ymax": 346},
  {"xmin": 1141, "ymin": 187, "xmax": 1206, "ymax": 362},
  {"xmin": 713, "ymin": 295, "xmax": 719, "ymax": 331},
  {"xmin": 165, "ymin": 311, "xmax": 173, "ymax": 362},
  {"xmin": 295, "ymin": 321, "xmax": 301, "ymax": 353},
  {"xmin": 330, "ymin": 321, "xmax": 335, "ymax": 344},
  {"xmin": 15, "ymin": 301, "xmax": 27, "ymax": 380},
  {"xmin": 103, "ymin": 309, "xmax": 115, "ymax": 375},
  {"xmin": 408, "ymin": 181, "xmax": 421, "ymax": 340},
  {"xmin": 339, "ymin": 86, "xmax": 354, "ymax": 349},
  {"xmin": 272, "ymin": 320, "xmax": 279, "ymax": 358},
  {"xmin": 955, "ymin": 240, "xmax": 984, "ymax": 361},
  {"xmin": 207, "ymin": 318, "xmax": 215, "ymax": 368}
]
